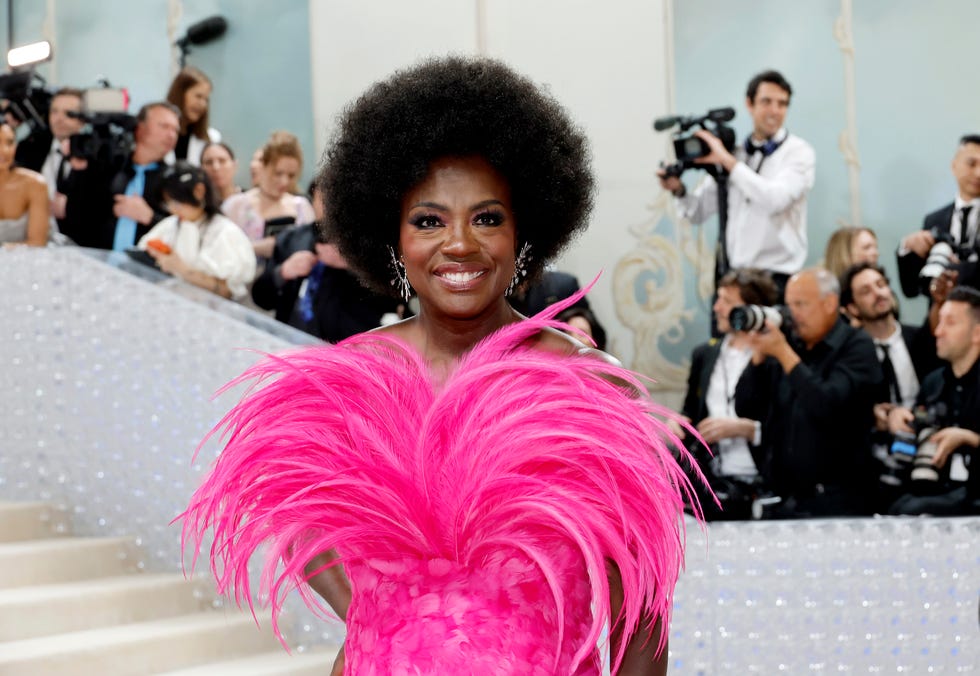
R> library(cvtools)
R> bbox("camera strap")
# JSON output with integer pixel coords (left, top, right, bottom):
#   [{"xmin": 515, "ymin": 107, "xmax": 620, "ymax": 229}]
[{"xmin": 743, "ymin": 129, "xmax": 788, "ymax": 174}]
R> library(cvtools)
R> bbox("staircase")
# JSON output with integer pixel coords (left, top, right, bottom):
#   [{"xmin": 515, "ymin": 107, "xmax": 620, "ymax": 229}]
[{"xmin": 0, "ymin": 501, "xmax": 339, "ymax": 675}]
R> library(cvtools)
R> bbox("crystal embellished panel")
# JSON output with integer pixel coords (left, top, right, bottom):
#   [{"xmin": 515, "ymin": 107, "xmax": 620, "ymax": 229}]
[{"xmin": 1, "ymin": 248, "xmax": 977, "ymax": 669}]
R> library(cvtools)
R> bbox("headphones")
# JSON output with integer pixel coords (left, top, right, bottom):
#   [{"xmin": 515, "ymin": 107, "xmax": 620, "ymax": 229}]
[{"xmin": 744, "ymin": 135, "xmax": 784, "ymax": 157}]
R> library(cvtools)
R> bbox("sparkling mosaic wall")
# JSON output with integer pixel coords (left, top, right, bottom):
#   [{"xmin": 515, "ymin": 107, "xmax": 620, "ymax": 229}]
[{"xmin": 1, "ymin": 248, "xmax": 977, "ymax": 671}]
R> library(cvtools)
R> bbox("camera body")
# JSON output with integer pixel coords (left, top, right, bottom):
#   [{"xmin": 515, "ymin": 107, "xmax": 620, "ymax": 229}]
[
  {"xmin": 728, "ymin": 304, "xmax": 793, "ymax": 335},
  {"xmin": 654, "ymin": 107, "xmax": 738, "ymax": 178},
  {"xmin": 917, "ymin": 226, "xmax": 978, "ymax": 294},
  {"xmin": 888, "ymin": 402, "xmax": 949, "ymax": 490}
]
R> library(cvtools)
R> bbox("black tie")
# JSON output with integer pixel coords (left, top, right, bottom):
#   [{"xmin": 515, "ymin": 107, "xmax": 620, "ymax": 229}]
[
  {"xmin": 877, "ymin": 343, "xmax": 902, "ymax": 404},
  {"xmin": 959, "ymin": 205, "xmax": 974, "ymax": 246}
]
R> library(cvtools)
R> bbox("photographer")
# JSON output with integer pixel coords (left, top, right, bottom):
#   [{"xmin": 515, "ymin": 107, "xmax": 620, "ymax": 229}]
[
  {"xmin": 734, "ymin": 268, "xmax": 882, "ymax": 517},
  {"xmin": 897, "ymin": 135, "xmax": 980, "ymax": 299},
  {"xmin": 886, "ymin": 286, "xmax": 980, "ymax": 516},
  {"xmin": 670, "ymin": 269, "xmax": 777, "ymax": 520},
  {"xmin": 61, "ymin": 101, "xmax": 178, "ymax": 249},
  {"xmin": 658, "ymin": 70, "xmax": 815, "ymax": 301}
]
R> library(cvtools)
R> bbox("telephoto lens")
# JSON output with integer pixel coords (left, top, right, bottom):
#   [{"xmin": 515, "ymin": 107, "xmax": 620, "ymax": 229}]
[{"xmin": 729, "ymin": 304, "xmax": 783, "ymax": 332}]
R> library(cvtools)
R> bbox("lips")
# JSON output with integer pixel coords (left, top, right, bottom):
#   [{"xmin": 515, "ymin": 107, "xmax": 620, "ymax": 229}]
[{"xmin": 433, "ymin": 265, "xmax": 488, "ymax": 289}]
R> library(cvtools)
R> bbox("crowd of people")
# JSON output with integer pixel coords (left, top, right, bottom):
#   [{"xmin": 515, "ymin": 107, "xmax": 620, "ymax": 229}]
[{"xmin": 661, "ymin": 70, "xmax": 980, "ymax": 519}]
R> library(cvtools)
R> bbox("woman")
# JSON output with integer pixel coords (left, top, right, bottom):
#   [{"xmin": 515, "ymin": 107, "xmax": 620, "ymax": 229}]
[
  {"xmin": 824, "ymin": 226, "xmax": 879, "ymax": 280},
  {"xmin": 0, "ymin": 121, "xmax": 49, "ymax": 246},
  {"xmin": 165, "ymin": 66, "xmax": 221, "ymax": 166},
  {"xmin": 221, "ymin": 131, "xmax": 315, "ymax": 259},
  {"xmin": 138, "ymin": 162, "xmax": 255, "ymax": 300},
  {"xmin": 200, "ymin": 142, "xmax": 242, "ymax": 202},
  {"xmin": 182, "ymin": 57, "xmax": 699, "ymax": 675}
]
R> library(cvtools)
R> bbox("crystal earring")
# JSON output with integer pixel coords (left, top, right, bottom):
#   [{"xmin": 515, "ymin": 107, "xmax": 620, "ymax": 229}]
[
  {"xmin": 387, "ymin": 245, "xmax": 412, "ymax": 302},
  {"xmin": 506, "ymin": 242, "xmax": 532, "ymax": 297}
]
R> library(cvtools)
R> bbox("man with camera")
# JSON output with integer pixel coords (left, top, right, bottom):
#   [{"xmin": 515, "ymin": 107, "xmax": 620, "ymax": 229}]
[
  {"xmin": 61, "ymin": 101, "xmax": 178, "ymax": 249},
  {"xmin": 897, "ymin": 135, "xmax": 980, "ymax": 299},
  {"xmin": 657, "ymin": 70, "xmax": 815, "ymax": 302},
  {"xmin": 734, "ymin": 268, "xmax": 882, "ymax": 517},
  {"xmin": 669, "ymin": 268, "xmax": 777, "ymax": 520},
  {"xmin": 885, "ymin": 286, "xmax": 980, "ymax": 516}
]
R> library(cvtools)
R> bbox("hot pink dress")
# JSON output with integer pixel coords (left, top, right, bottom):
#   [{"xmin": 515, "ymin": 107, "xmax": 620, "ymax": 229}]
[{"xmin": 181, "ymin": 305, "xmax": 700, "ymax": 674}]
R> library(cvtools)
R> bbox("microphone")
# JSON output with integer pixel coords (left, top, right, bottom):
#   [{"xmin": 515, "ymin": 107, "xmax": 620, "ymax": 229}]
[
  {"xmin": 707, "ymin": 107, "xmax": 736, "ymax": 123},
  {"xmin": 653, "ymin": 115, "xmax": 682, "ymax": 132},
  {"xmin": 177, "ymin": 16, "xmax": 228, "ymax": 48}
]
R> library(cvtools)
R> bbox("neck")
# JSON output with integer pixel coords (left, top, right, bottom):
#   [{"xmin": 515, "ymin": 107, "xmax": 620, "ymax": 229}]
[
  {"xmin": 959, "ymin": 192, "xmax": 979, "ymax": 204},
  {"xmin": 862, "ymin": 314, "xmax": 897, "ymax": 341},
  {"xmin": 256, "ymin": 187, "xmax": 283, "ymax": 204},
  {"xmin": 952, "ymin": 351, "xmax": 980, "ymax": 378},
  {"xmin": 131, "ymin": 147, "xmax": 159, "ymax": 165},
  {"xmin": 727, "ymin": 332, "xmax": 750, "ymax": 350},
  {"xmin": 413, "ymin": 300, "xmax": 521, "ymax": 373}
]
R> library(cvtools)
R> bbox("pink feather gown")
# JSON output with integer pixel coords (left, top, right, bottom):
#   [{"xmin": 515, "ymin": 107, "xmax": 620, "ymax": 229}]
[{"xmin": 181, "ymin": 304, "xmax": 701, "ymax": 674}]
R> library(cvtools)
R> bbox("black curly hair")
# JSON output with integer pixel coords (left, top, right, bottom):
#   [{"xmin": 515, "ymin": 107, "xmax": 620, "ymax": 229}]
[{"xmin": 317, "ymin": 56, "xmax": 594, "ymax": 297}]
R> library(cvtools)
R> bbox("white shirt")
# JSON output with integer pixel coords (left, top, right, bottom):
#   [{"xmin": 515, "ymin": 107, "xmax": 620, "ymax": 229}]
[
  {"xmin": 137, "ymin": 213, "xmax": 256, "ymax": 300},
  {"xmin": 676, "ymin": 128, "xmax": 816, "ymax": 275},
  {"xmin": 951, "ymin": 195, "xmax": 980, "ymax": 247},
  {"xmin": 873, "ymin": 322, "xmax": 919, "ymax": 410},
  {"xmin": 704, "ymin": 336, "xmax": 758, "ymax": 478},
  {"xmin": 40, "ymin": 138, "xmax": 67, "ymax": 200}
]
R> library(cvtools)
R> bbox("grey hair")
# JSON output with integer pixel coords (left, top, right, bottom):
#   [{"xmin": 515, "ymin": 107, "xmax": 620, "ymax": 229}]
[{"xmin": 808, "ymin": 267, "xmax": 840, "ymax": 298}]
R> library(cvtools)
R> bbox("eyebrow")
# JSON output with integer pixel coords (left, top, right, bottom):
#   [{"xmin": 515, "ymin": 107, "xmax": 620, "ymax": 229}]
[{"xmin": 409, "ymin": 199, "xmax": 506, "ymax": 211}]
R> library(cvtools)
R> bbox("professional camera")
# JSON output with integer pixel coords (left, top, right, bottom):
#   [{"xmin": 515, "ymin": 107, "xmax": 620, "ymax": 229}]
[
  {"xmin": 728, "ymin": 304, "xmax": 792, "ymax": 334},
  {"xmin": 0, "ymin": 69, "xmax": 53, "ymax": 132},
  {"xmin": 918, "ymin": 227, "xmax": 979, "ymax": 295},
  {"xmin": 888, "ymin": 402, "xmax": 949, "ymax": 491},
  {"xmin": 67, "ymin": 85, "xmax": 135, "ymax": 166},
  {"xmin": 653, "ymin": 107, "xmax": 738, "ymax": 178}
]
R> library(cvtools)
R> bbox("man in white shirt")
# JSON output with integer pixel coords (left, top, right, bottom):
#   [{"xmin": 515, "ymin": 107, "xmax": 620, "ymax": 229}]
[
  {"xmin": 658, "ymin": 70, "xmax": 816, "ymax": 302},
  {"xmin": 897, "ymin": 135, "xmax": 980, "ymax": 298},
  {"xmin": 40, "ymin": 88, "xmax": 85, "ymax": 229}
]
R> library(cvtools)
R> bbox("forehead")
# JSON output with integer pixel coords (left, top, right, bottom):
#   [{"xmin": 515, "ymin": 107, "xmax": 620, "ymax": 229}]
[
  {"xmin": 785, "ymin": 275, "xmax": 819, "ymax": 301},
  {"xmin": 145, "ymin": 107, "xmax": 178, "ymax": 125},
  {"xmin": 0, "ymin": 124, "xmax": 14, "ymax": 140},
  {"xmin": 717, "ymin": 284, "xmax": 743, "ymax": 302},
  {"xmin": 412, "ymin": 156, "xmax": 511, "ymax": 197},
  {"xmin": 940, "ymin": 300, "xmax": 971, "ymax": 322},
  {"xmin": 753, "ymin": 82, "xmax": 790, "ymax": 103},
  {"xmin": 955, "ymin": 143, "xmax": 980, "ymax": 162},
  {"xmin": 51, "ymin": 94, "xmax": 82, "ymax": 109},
  {"xmin": 203, "ymin": 145, "xmax": 231, "ymax": 160},
  {"xmin": 852, "ymin": 268, "xmax": 884, "ymax": 289}
]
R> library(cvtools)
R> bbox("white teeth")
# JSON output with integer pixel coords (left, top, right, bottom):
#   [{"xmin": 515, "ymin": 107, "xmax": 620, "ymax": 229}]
[{"xmin": 441, "ymin": 271, "xmax": 483, "ymax": 284}]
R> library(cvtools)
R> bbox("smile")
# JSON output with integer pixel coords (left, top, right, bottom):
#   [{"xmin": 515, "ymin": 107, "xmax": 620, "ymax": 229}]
[{"xmin": 435, "ymin": 269, "xmax": 487, "ymax": 288}]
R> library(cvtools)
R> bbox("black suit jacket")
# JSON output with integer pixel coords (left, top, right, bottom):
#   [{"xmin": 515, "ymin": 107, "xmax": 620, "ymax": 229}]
[
  {"xmin": 898, "ymin": 203, "xmax": 980, "ymax": 297},
  {"xmin": 14, "ymin": 127, "xmax": 52, "ymax": 172},
  {"xmin": 251, "ymin": 224, "xmax": 402, "ymax": 343},
  {"xmin": 511, "ymin": 271, "xmax": 587, "ymax": 316},
  {"xmin": 60, "ymin": 156, "xmax": 169, "ymax": 250}
]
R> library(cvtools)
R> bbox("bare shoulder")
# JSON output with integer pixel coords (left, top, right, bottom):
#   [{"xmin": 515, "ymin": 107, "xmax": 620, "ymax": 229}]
[
  {"xmin": 15, "ymin": 167, "xmax": 47, "ymax": 191},
  {"xmin": 532, "ymin": 326, "xmax": 622, "ymax": 367}
]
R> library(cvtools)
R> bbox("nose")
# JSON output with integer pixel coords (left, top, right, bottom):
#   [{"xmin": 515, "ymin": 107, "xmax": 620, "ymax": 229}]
[{"xmin": 440, "ymin": 222, "xmax": 479, "ymax": 257}]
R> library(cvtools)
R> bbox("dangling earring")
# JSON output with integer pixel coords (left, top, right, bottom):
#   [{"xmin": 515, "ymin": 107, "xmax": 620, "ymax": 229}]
[
  {"xmin": 507, "ymin": 242, "xmax": 532, "ymax": 297},
  {"xmin": 387, "ymin": 245, "xmax": 412, "ymax": 302}
]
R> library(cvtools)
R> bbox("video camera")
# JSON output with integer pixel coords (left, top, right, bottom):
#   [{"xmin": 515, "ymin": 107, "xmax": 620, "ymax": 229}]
[
  {"xmin": 653, "ymin": 107, "xmax": 738, "ymax": 178},
  {"xmin": 67, "ymin": 85, "xmax": 136, "ymax": 166},
  {"xmin": 0, "ymin": 69, "xmax": 53, "ymax": 133}
]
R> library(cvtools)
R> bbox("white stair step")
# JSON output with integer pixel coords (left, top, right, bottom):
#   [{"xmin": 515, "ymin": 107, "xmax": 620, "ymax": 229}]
[
  {"xmin": 0, "ymin": 536, "xmax": 139, "ymax": 589},
  {"xmin": 0, "ymin": 573, "xmax": 214, "ymax": 640},
  {"xmin": 159, "ymin": 648, "xmax": 342, "ymax": 676},
  {"xmin": 0, "ymin": 611, "xmax": 283, "ymax": 676},
  {"xmin": 0, "ymin": 501, "xmax": 71, "ymax": 542}
]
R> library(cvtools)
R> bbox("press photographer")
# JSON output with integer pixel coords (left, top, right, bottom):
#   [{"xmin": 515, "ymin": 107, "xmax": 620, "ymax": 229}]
[
  {"xmin": 656, "ymin": 70, "xmax": 815, "ymax": 302},
  {"xmin": 61, "ymin": 100, "xmax": 178, "ymax": 249},
  {"xmin": 734, "ymin": 268, "xmax": 883, "ymax": 517},
  {"xmin": 886, "ymin": 286, "xmax": 980, "ymax": 516},
  {"xmin": 897, "ymin": 134, "xmax": 980, "ymax": 299}
]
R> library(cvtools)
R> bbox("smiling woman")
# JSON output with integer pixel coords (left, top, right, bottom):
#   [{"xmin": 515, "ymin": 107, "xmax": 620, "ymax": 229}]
[
  {"xmin": 0, "ymin": 122, "xmax": 50, "ymax": 247},
  {"xmin": 165, "ymin": 66, "xmax": 221, "ymax": 166},
  {"xmin": 181, "ymin": 56, "xmax": 703, "ymax": 675}
]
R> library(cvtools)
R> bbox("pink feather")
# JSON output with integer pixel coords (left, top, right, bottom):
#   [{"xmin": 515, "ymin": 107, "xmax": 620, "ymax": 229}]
[{"xmin": 179, "ymin": 290, "xmax": 705, "ymax": 674}]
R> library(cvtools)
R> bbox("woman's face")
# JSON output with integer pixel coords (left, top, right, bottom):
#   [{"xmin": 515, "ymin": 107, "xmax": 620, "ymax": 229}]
[
  {"xmin": 0, "ymin": 123, "xmax": 16, "ymax": 170},
  {"xmin": 201, "ymin": 145, "xmax": 237, "ymax": 190},
  {"xmin": 398, "ymin": 156, "xmax": 517, "ymax": 320},
  {"xmin": 851, "ymin": 229, "xmax": 879, "ymax": 266},
  {"xmin": 182, "ymin": 81, "xmax": 211, "ymax": 125},
  {"xmin": 259, "ymin": 156, "xmax": 300, "ymax": 199}
]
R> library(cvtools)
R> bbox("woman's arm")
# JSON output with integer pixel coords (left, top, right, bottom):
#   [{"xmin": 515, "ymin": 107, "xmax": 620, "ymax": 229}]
[
  {"xmin": 304, "ymin": 550, "xmax": 352, "ymax": 621},
  {"xmin": 25, "ymin": 172, "xmax": 51, "ymax": 246},
  {"xmin": 608, "ymin": 561, "xmax": 668, "ymax": 676}
]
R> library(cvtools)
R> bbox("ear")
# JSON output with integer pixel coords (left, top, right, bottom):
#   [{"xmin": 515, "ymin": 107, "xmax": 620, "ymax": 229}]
[{"xmin": 745, "ymin": 95, "xmax": 755, "ymax": 111}]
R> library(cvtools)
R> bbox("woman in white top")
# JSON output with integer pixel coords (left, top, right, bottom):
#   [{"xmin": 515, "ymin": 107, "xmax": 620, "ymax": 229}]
[
  {"xmin": 0, "ymin": 121, "xmax": 49, "ymax": 247},
  {"xmin": 139, "ymin": 161, "xmax": 255, "ymax": 300},
  {"xmin": 165, "ymin": 66, "xmax": 221, "ymax": 166},
  {"xmin": 221, "ymin": 131, "xmax": 315, "ymax": 260}
]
